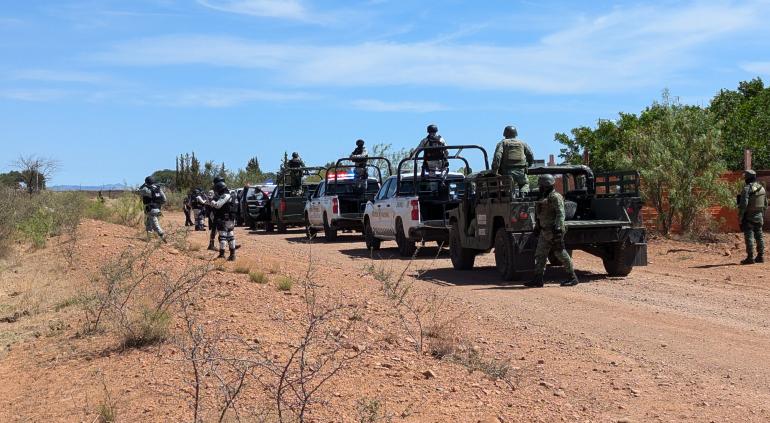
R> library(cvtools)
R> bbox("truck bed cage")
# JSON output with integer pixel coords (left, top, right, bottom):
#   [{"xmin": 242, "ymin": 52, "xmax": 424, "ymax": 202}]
[
  {"xmin": 327, "ymin": 156, "xmax": 392, "ymax": 187},
  {"xmin": 396, "ymin": 145, "xmax": 489, "ymax": 197},
  {"xmin": 595, "ymin": 171, "xmax": 641, "ymax": 197},
  {"xmin": 279, "ymin": 166, "xmax": 325, "ymax": 188}
]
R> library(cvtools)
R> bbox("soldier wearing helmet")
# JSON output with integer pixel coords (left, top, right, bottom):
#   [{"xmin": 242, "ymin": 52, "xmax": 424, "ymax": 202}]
[
  {"xmin": 138, "ymin": 175, "xmax": 167, "ymax": 242},
  {"xmin": 528, "ymin": 174, "xmax": 579, "ymax": 287},
  {"xmin": 287, "ymin": 152, "xmax": 306, "ymax": 196},
  {"xmin": 210, "ymin": 180, "xmax": 238, "ymax": 261},
  {"xmin": 415, "ymin": 124, "xmax": 448, "ymax": 176},
  {"xmin": 206, "ymin": 177, "xmax": 226, "ymax": 250},
  {"xmin": 491, "ymin": 126, "xmax": 534, "ymax": 196},
  {"xmin": 738, "ymin": 169, "xmax": 767, "ymax": 264},
  {"xmin": 350, "ymin": 139, "xmax": 369, "ymax": 191}
]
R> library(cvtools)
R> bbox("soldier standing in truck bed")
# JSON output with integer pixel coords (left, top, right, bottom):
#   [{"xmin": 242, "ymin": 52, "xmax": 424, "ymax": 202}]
[
  {"xmin": 739, "ymin": 169, "xmax": 767, "ymax": 264},
  {"xmin": 491, "ymin": 126, "xmax": 534, "ymax": 196},
  {"xmin": 527, "ymin": 174, "xmax": 579, "ymax": 287}
]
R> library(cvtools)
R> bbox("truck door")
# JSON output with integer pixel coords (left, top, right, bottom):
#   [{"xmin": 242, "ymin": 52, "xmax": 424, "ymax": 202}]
[
  {"xmin": 380, "ymin": 178, "xmax": 399, "ymax": 237},
  {"xmin": 371, "ymin": 178, "xmax": 392, "ymax": 235},
  {"xmin": 308, "ymin": 182, "xmax": 325, "ymax": 225}
]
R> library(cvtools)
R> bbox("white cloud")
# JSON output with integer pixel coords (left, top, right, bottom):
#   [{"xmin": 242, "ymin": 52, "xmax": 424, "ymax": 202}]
[
  {"xmin": 87, "ymin": 1, "xmax": 770, "ymax": 93},
  {"xmin": 0, "ymin": 89, "xmax": 72, "ymax": 102},
  {"xmin": 197, "ymin": 0, "xmax": 308, "ymax": 20},
  {"xmin": 149, "ymin": 89, "xmax": 314, "ymax": 107},
  {"xmin": 352, "ymin": 99, "xmax": 448, "ymax": 113},
  {"xmin": 741, "ymin": 61, "xmax": 770, "ymax": 75},
  {"xmin": 10, "ymin": 69, "xmax": 107, "ymax": 84}
]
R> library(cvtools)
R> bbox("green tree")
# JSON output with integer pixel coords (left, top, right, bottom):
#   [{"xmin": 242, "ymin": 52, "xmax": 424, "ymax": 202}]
[
  {"xmin": 0, "ymin": 171, "xmax": 23, "ymax": 189},
  {"xmin": 617, "ymin": 93, "xmax": 731, "ymax": 234},
  {"xmin": 710, "ymin": 77, "xmax": 770, "ymax": 170}
]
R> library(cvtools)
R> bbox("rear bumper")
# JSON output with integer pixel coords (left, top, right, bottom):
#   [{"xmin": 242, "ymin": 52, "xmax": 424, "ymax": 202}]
[
  {"xmin": 331, "ymin": 215, "xmax": 364, "ymax": 231},
  {"xmin": 409, "ymin": 224, "xmax": 450, "ymax": 242}
]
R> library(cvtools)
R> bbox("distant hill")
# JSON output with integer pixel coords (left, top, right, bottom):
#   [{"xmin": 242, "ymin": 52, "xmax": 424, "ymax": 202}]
[{"xmin": 49, "ymin": 184, "xmax": 131, "ymax": 192}]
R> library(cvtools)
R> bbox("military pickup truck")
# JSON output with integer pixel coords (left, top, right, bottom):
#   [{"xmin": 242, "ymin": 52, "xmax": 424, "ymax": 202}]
[
  {"xmin": 265, "ymin": 167, "xmax": 323, "ymax": 233},
  {"xmin": 305, "ymin": 157, "xmax": 391, "ymax": 241},
  {"xmin": 363, "ymin": 145, "xmax": 488, "ymax": 256},
  {"xmin": 448, "ymin": 165, "xmax": 647, "ymax": 280}
]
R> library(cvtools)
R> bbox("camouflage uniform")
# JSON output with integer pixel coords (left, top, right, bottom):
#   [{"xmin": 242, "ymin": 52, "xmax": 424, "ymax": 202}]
[
  {"xmin": 288, "ymin": 156, "xmax": 305, "ymax": 195},
  {"xmin": 138, "ymin": 181, "xmax": 166, "ymax": 241},
  {"xmin": 533, "ymin": 189, "xmax": 574, "ymax": 277},
  {"xmin": 350, "ymin": 143, "xmax": 369, "ymax": 190},
  {"xmin": 491, "ymin": 138, "xmax": 534, "ymax": 194},
  {"xmin": 739, "ymin": 179, "xmax": 767, "ymax": 262}
]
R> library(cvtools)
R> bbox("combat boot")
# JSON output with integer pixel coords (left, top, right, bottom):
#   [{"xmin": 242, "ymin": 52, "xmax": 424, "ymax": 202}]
[
  {"xmin": 228, "ymin": 248, "xmax": 236, "ymax": 262},
  {"xmin": 525, "ymin": 274, "xmax": 544, "ymax": 288},
  {"xmin": 741, "ymin": 256, "xmax": 755, "ymax": 265},
  {"xmin": 756, "ymin": 254, "xmax": 764, "ymax": 263},
  {"xmin": 208, "ymin": 240, "xmax": 217, "ymax": 251},
  {"xmin": 561, "ymin": 273, "xmax": 579, "ymax": 287},
  {"xmin": 217, "ymin": 249, "xmax": 225, "ymax": 259}
]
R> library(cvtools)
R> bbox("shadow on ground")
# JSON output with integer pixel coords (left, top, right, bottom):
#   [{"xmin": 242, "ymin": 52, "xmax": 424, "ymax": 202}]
[
  {"xmin": 338, "ymin": 246, "xmax": 448, "ymax": 261},
  {"xmin": 417, "ymin": 266, "xmax": 610, "ymax": 289}
]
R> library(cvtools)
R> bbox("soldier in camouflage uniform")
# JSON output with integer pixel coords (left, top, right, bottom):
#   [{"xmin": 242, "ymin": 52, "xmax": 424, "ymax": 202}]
[
  {"xmin": 288, "ymin": 152, "xmax": 305, "ymax": 196},
  {"xmin": 138, "ymin": 176, "xmax": 167, "ymax": 242},
  {"xmin": 491, "ymin": 126, "xmax": 534, "ymax": 196},
  {"xmin": 527, "ymin": 174, "xmax": 578, "ymax": 287},
  {"xmin": 738, "ymin": 169, "xmax": 767, "ymax": 264}
]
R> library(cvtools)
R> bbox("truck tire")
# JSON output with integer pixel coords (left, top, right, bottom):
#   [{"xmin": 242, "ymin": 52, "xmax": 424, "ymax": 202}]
[
  {"xmin": 603, "ymin": 242, "xmax": 634, "ymax": 277},
  {"xmin": 449, "ymin": 223, "xmax": 475, "ymax": 270},
  {"xmin": 364, "ymin": 218, "xmax": 381, "ymax": 251},
  {"xmin": 323, "ymin": 213, "xmax": 338, "ymax": 242},
  {"xmin": 395, "ymin": 218, "xmax": 417, "ymax": 257},
  {"xmin": 265, "ymin": 222, "xmax": 274, "ymax": 232},
  {"xmin": 494, "ymin": 228, "xmax": 518, "ymax": 281}
]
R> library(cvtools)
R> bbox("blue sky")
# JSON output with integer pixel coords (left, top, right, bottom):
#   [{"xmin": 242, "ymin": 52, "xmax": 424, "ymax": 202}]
[{"xmin": 2, "ymin": 0, "xmax": 769, "ymax": 185}]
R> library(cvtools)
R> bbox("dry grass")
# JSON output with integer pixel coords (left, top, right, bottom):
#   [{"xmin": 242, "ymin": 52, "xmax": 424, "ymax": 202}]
[
  {"xmin": 249, "ymin": 271, "xmax": 267, "ymax": 284},
  {"xmin": 276, "ymin": 276, "xmax": 294, "ymax": 291}
]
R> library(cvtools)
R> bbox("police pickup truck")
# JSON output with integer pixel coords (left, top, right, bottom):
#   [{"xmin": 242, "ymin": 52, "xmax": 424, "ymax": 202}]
[
  {"xmin": 305, "ymin": 157, "xmax": 391, "ymax": 241},
  {"xmin": 363, "ymin": 145, "xmax": 488, "ymax": 256},
  {"xmin": 448, "ymin": 165, "xmax": 647, "ymax": 280}
]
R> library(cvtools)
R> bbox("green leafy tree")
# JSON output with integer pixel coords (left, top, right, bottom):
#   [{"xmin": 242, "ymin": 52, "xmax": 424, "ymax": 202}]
[
  {"xmin": 710, "ymin": 77, "xmax": 770, "ymax": 170},
  {"xmin": 0, "ymin": 171, "xmax": 23, "ymax": 189}
]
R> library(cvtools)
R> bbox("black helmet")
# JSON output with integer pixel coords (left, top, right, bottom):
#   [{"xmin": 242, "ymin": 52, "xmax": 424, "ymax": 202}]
[
  {"xmin": 292, "ymin": 152, "xmax": 299, "ymax": 159},
  {"xmin": 427, "ymin": 124, "xmax": 438, "ymax": 134},
  {"xmin": 356, "ymin": 139, "xmax": 365, "ymax": 147},
  {"xmin": 745, "ymin": 169, "xmax": 757, "ymax": 182},
  {"xmin": 213, "ymin": 175, "xmax": 225, "ymax": 184},
  {"xmin": 214, "ymin": 180, "xmax": 228, "ymax": 194},
  {"xmin": 145, "ymin": 176, "xmax": 155, "ymax": 185},
  {"xmin": 504, "ymin": 126, "xmax": 518, "ymax": 138},
  {"xmin": 538, "ymin": 174, "xmax": 556, "ymax": 188}
]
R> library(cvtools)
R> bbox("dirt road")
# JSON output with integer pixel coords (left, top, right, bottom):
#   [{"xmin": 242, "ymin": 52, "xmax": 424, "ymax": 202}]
[
  {"xmin": 237, "ymin": 225, "xmax": 770, "ymax": 422},
  {"xmin": 2, "ymin": 215, "xmax": 769, "ymax": 422}
]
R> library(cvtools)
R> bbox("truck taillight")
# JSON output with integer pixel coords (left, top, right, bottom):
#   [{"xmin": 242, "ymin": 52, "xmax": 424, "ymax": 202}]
[
  {"xmin": 626, "ymin": 207, "xmax": 634, "ymax": 216},
  {"xmin": 410, "ymin": 200, "xmax": 419, "ymax": 221},
  {"xmin": 280, "ymin": 198, "xmax": 287, "ymax": 213},
  {"xmin": 332, "ymin": 198, "xmax": 339, "ymax": 214},
  {"xmin": 519, "ymin": 211, "xmax": 529, "ymax": 220}
]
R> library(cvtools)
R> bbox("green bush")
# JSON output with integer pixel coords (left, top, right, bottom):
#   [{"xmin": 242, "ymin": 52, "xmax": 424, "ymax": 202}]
[
  {"xmin": 122, "ymin": 308, "xmax": 171, "ymax": 349},
  {"xmin": 16, "ymin": 207, "xmax": 56, "ymax": 249},
  {"xmin": 85, "ymin": 199, "xmax": 112, "ymax": 221},
  {"xmin": 111, "ymin": 192, "xmax": 144, "ymax": 227}
]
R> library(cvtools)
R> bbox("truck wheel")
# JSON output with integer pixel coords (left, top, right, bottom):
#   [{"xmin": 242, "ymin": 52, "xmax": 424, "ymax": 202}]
[
  {"xmin": 450, "ymin": 224, "xmax": 475, "ymax": 270},
  {"xmin": 494, "ymin": 228, "xmax": 518, "ymax": 281},
  {"xmin": 265, "ymin": 222, "xmax": 274, "ymax": 232},
  {"xmin": 364, "ymin": 219, "xmax": 381, "ymax": 251},
  {"xmin": 603, "ymin": 242, "xmax": 634, "ymax": 276},
  {"xmin": 395, "ymin": 218, "xmax": 417, "ymax": 257},
  {"xmin": 323, "ymin": 213, "xmax": 338, "ymax": 242}
]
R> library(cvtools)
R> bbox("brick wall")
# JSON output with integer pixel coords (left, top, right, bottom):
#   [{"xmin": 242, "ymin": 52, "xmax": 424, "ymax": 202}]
[{"xmin": 640, "ymin": 171, "xmax": 769, "ymax": 233}]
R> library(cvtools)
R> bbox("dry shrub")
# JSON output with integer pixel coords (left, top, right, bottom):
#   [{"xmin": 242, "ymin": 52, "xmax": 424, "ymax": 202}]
[
  {"xmin": 276, "ymin": 276, "xmax": 293, "ymax": 291},
  {"xmin": 249, "ymin": 271, "xmax": 267, "ymax": 284}
]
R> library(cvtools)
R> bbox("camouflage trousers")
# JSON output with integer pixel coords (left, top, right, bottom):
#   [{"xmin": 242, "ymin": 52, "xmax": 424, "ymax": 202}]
[
  {"xmin": 193, "ymin": 208, "xmax": 206, "ymax": 230},
  {"xmin": 534, "ymin": 231, "xmax": 574, "ymax": 277},
  {"xmin": 216, "ymin": 218, "xmax": 236, "ymax": 250},
  {"xmin": 501, "ymin": 169, "xmax": 529, "ymax": 195},
  {"xmin": 743, "ymin": 219, "xmax": 765, "ymax": 257},
  {"xmin": 144, "ymin": 209, "xmax": 164, "ymax": 237}
]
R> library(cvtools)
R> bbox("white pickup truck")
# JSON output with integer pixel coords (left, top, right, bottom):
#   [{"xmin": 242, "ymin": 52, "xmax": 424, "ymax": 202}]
[
  {"xmin": 363, "ymin": 172, "xmax": 466, "ymax": 256},
  {"xmin": 305, "ymin": 157, "xmax": 390, "ymax": 241}
]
